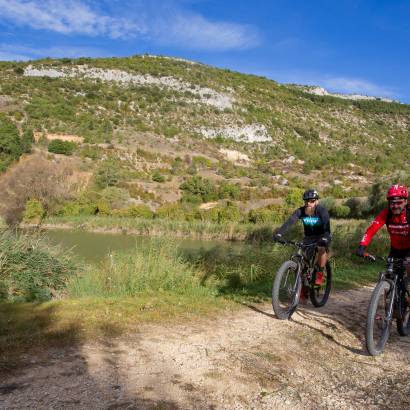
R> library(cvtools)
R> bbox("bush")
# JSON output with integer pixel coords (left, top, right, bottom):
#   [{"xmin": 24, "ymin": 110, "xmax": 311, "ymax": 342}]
[
  {"xmin": 285, "ymin": 187, "xmax": 304, "ymax": 208},
  {"xmin": 180, "ymin": 176, "xmax": 218, "ymax": 203},
  {"xmin": 48, "ymin": 139, "xmax": 77, "ymax": 155},
  {"xmin": 152, "ymin": 171, "xmax": 165, "ymax": 183},
  {"xmin": 23, "ymin": 199, "xmax": 45, "ymax": 222},
  {"xmin": 0, "ymin": 153, "xmax": 74, "ymax": 226},
  {"xmin": 112, "ymin": 204, "xmax": 154, "ymax": 218},
  {"xmin": 248, "ymin": 208, "xmax": 273, "ymax": 224},
  {"xmin": 366, "ymin": 181, "xmax": 388, "ymax": 215},
  {"xmin": 0, "ymin": 114, "xmax": 23, "ymax": 171},
  {"xmin": 94, "ymin": 159, "xmax": 121, "ymax": 189},
  {"xmin": 344, "ymin": 197, "xmax": 365, "ymax": 219},
  {"xmin": 100, "ymin": 187, "xmax": 130, "ymax": 210},
  {"xmin": 156, "ymin": 202, "xmax": 187, "ymax": 219},
  {"xmin": 332, "ymin": 205, "xmax": 350, "ymax": 218},
  {"xmin": 217, "ymin": 202, "xmax": 241, "ymax": 222},
  {"xmin": 218, "ymin": 181, "xmax": 241, "ymax": 200},
  {"xmin": 0, "ymin": 231, "xmax": 77, "ymax": 302}
]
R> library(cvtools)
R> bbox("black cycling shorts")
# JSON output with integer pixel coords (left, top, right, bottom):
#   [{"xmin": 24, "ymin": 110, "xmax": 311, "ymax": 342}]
[
  {"xmin": 303, "ymin": 236, "xmax": 331, "ymax": 249},
  {"xmin": 389, "ymin": 248, "xmax": 410, "ymax": 265}
]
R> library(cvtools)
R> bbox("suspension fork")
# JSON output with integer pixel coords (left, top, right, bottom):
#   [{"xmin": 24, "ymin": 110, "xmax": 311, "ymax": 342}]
[{"xmin": 385, "ymin": 276, "xmax": 397, "ymax": 321}]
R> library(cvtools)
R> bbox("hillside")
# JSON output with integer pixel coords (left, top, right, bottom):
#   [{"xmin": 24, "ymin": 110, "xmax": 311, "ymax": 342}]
[{"xmin": 0, "ymin": 55, "xmax": 410, "ymax": 219}]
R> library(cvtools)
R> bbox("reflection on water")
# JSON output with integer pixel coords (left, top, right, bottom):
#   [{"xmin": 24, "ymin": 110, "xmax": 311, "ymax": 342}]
[{"xmin": 44, "ymin": 229, "xmax": 249, "ymax": 264}]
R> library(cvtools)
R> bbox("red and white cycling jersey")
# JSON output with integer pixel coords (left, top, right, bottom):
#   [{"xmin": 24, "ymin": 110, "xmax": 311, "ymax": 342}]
[{"xmin": 360, "ymin": 208, "xmax": 410, "ymax": 250}]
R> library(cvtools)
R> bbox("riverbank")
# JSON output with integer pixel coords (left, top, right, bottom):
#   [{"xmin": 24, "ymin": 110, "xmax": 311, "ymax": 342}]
[
  {"xmin": 25, "ymin": 215, "xmax": 369, "ymax": 242},
  {"xmin": 25, "ymin": 215, "xmax": 254, "ymax": 241}
]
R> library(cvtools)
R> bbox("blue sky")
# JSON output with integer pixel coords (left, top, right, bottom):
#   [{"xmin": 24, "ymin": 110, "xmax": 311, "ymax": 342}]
[{"xmin": 0, "ymin": 0, "xmax": 409, "ymax": 103}]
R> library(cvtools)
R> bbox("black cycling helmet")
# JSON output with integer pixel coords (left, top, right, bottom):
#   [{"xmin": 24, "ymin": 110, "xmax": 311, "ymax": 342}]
[{"xmin": 303, "ymin": 189, "xmax": 319, "ymax": 201}]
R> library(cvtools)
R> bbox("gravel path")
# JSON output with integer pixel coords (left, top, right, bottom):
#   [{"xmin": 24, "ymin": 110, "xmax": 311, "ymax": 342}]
[{"xmin": 1, "ymin": 287, "xmax": 409, "ymax": 409}]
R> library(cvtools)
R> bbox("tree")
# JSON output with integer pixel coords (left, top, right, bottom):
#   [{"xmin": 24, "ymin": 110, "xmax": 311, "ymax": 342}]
[
  {"xmin": 94, "ymin": 159, "xmax": 121, "ymax": 189},
  {"xmin": 180, "ymin": 176, "xmax": 218, "ymax": 203},
  {"xmin": 0, "ymin": 153, "xmax": 74, "ymax": 226},
  {"xmin": 0, "ymin": 115, "xmax": 23, "ymax": 171}
]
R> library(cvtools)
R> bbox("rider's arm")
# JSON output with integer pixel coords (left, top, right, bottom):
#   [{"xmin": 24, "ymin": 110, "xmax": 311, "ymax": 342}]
[
  {"xmin": 360, "ymin": 208, "xmax": 388, "ymax": 247},
  {"xmin": 276, "ymin": 208, "xmax": 302, "ymax": 236},
  {"xmin": 318, "ymin": 205, "xmax": 331, "ymax": 241}
]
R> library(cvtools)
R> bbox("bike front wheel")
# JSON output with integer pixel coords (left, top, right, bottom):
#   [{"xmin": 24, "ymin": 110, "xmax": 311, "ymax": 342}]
[
  {"xmin": 397, "ymin": 287, "xmax": 410, "ymax": 336},
  {"xmin": 309, "ymin": 261, "xmax": 332, "ymax": 308},
  {"xmin": 272, "ymin": 260, "xmax": 301, "ymax": 320},
  {"xmin": 365, "ymin": 280, "xmax": 393, "ymax": 356}
]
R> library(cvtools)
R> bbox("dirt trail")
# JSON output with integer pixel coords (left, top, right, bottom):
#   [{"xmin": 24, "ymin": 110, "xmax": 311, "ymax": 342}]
[{"xmin": 1, "ymin": 287, "xmax": 410, "ymax": 409}]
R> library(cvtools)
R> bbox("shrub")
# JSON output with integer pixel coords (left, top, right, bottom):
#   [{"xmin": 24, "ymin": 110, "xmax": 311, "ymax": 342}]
[
  {"xmin": 0, "ymin": 114, "xmax": 23, "ymax": 171},
  {"xmin": 156, "ymin": 202, "xmax": 186, "ymax": 219},
  {"xmin": 23, "ymin": 199, "xmax": 45, "ymax": 222},
  {"xmin": 366, "ymin": 180, "xmax": 388, "ymax": 215},
  {"xmin": 320, "ymin": 197, "xmax": 336, "ymax": 213},
  {"xmin": 218, "ymin": 181, "xmax": 241, "ymax": 200},
  {"xmin": 248, "ymin": 208, "xmax": 273, "ymax": 224},
  {"xmin": 285, "ymin": 187, "xmax": 304, "ymax": 208},
  {"xmin": 344, "ymin": 197, "xmax": 365, "ymax": 219},
  {"xmin": 152, "ymin": 171, "xmax": 165, "ymax": 183},
  {"xmin": 180, "ymin": 176, "xmax": 218, "ymax": 203},
  {"xmin": 217, "ymin": 202, "xmax": 241, "ymax": 222},
  {"xmin": 48, "ymin": 139, "xmax": 77, "ymax": 155},
  {"xmin": 100, "ymin": 187, "xmax": 130, "ymax": 210},
  {"xmin": 112, "ymin": 204, "xmax": 154, "ymax": 219},
  {"xmin": 0, "ymin": 231, "xmax": 77, "ymax": 302},
  {"xmin": 332, "ymin": 205, "xmax": 350, "ymax": 218},
  {"xmin": 94, "ymin": 159, "xmax": 121, "ymax": 189},
  {"xmin": 0, "ymin": 153, "xmax": 74, "ymax": 226}
]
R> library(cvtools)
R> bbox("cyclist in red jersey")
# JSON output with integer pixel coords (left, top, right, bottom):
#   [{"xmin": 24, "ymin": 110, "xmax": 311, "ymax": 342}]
[{"xmin": 356, "ymin": 184, "xmax": 410, "ymax": 291}]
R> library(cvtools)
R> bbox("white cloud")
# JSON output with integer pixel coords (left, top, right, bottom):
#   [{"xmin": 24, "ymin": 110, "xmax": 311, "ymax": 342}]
[
  {"xmin": 0, "ymin": 0, "xmax": 259, "ymax": 51},
  {"xmin": 0, "ymin": 0, "xmax": 146, "ymax": 39},
  {"xmin": 154, "ymin": 12, "xmax": 259, "ymax": 51}
]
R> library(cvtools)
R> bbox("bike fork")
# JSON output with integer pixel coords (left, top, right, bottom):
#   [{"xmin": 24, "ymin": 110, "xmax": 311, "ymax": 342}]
[{"xmin": 386, "ymin": 280, "xmax": 396, "ymax": 321}]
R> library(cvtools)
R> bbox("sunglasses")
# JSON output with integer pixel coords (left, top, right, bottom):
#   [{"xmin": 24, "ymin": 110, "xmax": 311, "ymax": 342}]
[
  {"xmin": 305, "ymin": 199, "xmax": 316, "ymax": 204},
  {"xmin": 390, "ymin": 199, "xmax": 406, "ymax": 206}
]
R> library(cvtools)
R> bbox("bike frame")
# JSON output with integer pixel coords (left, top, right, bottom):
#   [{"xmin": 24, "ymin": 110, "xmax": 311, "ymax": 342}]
[
  {"xmin": 375, "ymin": 257, "xmax": 405, "ymax": 323},
  {"xmin": 281, "ymin": 240, "xmax": 318, "ymax": 286}
]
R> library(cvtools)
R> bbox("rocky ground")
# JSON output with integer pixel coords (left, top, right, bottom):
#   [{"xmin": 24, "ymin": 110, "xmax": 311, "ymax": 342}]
[{"xmin": 1, "ymin": 287, "xmax": 409, "ymax": 409}]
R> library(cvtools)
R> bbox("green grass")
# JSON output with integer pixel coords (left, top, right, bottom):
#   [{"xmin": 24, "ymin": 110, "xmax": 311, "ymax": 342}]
[{"xmin": 68, "ymin": 239, "xmax": 214, "ymax": 298}]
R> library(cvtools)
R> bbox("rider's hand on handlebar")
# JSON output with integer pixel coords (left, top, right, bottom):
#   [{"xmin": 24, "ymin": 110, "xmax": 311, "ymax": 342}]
[
  {"xmin": 356, "ymin": 245, "xmax": 367, "ymax": 258},
  {"xmin": 274, "ymin": 233, "xmax": 283, "ymax": 242}
]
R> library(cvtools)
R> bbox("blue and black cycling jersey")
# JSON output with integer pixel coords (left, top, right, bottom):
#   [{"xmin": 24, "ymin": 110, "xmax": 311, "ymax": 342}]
[{"xmin": 276, "ymin": 204, "xmax": 331, "ymax": 241}]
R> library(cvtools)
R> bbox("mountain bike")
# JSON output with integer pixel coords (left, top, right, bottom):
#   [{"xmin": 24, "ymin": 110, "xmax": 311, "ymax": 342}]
[
  {"xmin": 272, "ymin": 239, "xmax": 332, "ymax": 320},
  {"xmin": 364, "ymin": 254, "xmax": 410, "ymax": 356}
]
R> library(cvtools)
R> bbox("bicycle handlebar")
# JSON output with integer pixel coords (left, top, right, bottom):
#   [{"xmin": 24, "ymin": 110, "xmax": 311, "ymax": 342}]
[
  {"xmin": 274, "ymin": 239, "xmax": 316, "ymax": 248},
  {"xmin": 362, "ymin": 253, "xmax": 387, "ymax": 262}
]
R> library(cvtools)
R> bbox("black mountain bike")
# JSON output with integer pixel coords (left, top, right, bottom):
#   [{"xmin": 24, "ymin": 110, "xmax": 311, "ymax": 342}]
[
  {"xmin": 272, "ymin": 240, "xmax": 332, "ymax": 320},
  {"xmin": 364, "ymin": 254, "xmax": 410, "ymax": 356}
]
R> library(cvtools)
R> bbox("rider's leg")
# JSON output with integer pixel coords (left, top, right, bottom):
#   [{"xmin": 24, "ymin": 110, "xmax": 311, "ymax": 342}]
[
  {"xmin": 317, "ymin": 246, "xmax": 327, "ymax": 269},
  {"xmin": 404, "ymin": 257, "xmax": 410, "ymax": 298},
  {"xmin": 315, "ymin": 247, "xmax": 328, "ymax": 285}
]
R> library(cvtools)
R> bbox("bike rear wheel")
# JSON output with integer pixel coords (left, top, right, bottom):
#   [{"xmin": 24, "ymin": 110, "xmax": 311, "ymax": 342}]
[
  {"xmin": 309, "ymin": 261, "xmax": 332, "ymax": 307},
  {"xmin": 365, "ymin": 280, "xmax": 393, "ymax": 356},
  {"xmin": 397, "ymin": 287, "xmax": 410, "ymax": 336},
  {"xmin": 272, "ymin": 260, "xmax": 301, "ymax": 320}
]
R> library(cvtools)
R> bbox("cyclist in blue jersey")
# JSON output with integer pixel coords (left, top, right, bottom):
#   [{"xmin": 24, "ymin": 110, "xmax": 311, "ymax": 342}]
[{"xmin": 274, "ymin": 189, "xmax": 331, "ymax": 287}]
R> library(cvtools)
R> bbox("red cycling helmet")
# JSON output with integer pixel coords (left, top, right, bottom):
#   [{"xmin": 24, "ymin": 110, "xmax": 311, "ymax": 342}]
[{"xmin": 386, "ymin": 184, "xmax": 408, "ymax": 199}]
